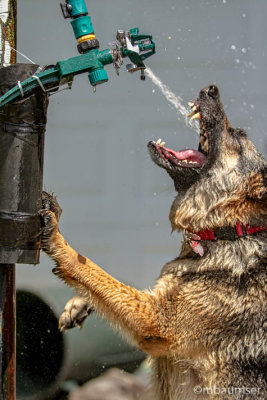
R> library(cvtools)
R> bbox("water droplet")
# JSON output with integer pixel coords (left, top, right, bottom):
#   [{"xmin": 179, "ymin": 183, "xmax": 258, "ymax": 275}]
[
  {"xmin": 231, "ymin": 45, "xmax": 236, "ymax": 50},
  {"xmin": 168, "ymin": 36, "xmax": 172, "ymax": 40},
  {"xmin": 250, "ymin": 104, "xmax": 254, "ymax": 108},
  {"xmin": 152, "ymin": 89, "xmax": 155, "ymax": 93},
  {"xmin": 241, "ymin": 48, "xmax": 247, "ymax": 54},
  {"xmin": 216, "ymin": 36, "xmax": 220, "ymax": 40},
  {"xmin": 242, "ymin": 13, "xmax": 246, "ymax": 18},
  {"xmin": 236, "ymin": 59, "xmax": 240, "ymax": 64}
]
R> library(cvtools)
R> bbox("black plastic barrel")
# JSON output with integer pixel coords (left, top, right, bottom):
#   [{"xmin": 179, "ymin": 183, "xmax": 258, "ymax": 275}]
[{"xmin": 0, "ymin": 64, "xmax": 49, "ymax": 264}]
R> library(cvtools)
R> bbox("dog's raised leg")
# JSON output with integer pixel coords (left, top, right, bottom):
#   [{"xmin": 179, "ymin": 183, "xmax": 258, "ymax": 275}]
[
  {"xmin": 40, "ymin": 200, "xmax": 170, "ymax": 354},
  {"xmin": 42, "ymin": 192, "xmax": 93, "ymax": 331}
]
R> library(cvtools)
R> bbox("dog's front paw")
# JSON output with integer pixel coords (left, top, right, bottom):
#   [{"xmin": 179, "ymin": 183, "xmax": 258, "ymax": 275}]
[
  {"xmin": 59, "ymin": 296, "xmax": 94, "ymax": 331},
  {"xmin": 41, "ymin": 191, "xmax": 62, "ymax": 222},
  {"xmin": 40, "ymin": 191, "xmax": 62, "ymax": 254},
  {"xmin": 40, "ymin": 210, "xmax": 59, "ymax": 253}
]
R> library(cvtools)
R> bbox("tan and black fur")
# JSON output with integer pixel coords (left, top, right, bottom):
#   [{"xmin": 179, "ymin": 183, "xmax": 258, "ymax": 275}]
[{"xmin": 41, "ymin": 85, "xmax": 267, "ymax": 400}]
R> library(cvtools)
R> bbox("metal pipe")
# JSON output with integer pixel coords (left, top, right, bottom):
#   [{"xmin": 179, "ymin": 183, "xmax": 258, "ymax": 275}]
[{"xmin": 0, "ymin": 1, "xmax": 17, "ymax": 399}]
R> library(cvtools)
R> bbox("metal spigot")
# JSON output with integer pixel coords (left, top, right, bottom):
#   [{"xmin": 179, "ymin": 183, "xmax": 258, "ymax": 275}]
[{"xmin": 116, "ymin": 28, "xmax": 155, "ymax": 80}]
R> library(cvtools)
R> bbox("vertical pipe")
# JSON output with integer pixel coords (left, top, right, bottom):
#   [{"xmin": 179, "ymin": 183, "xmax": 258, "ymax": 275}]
[
  {"xmin": 0, "ymin": 1, "xmax": 17, "ymax": 399},
  {"xmin": 0, "ymin": 266, "xmax": 15, "ymax": 399}
]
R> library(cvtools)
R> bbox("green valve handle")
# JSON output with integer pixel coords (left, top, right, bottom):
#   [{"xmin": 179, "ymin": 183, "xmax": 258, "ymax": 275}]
[
  {"xmin": 88, "ymin": 69, "xmax": 108, "ymax": 86},
  {"xmin": 0, "ymin": 0, "xmax": 156, "ymax": 108}
]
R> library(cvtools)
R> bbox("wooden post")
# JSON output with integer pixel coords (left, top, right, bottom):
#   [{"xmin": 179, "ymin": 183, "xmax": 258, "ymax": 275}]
[
  {"xmin": 0, "ymin": 0, "xmax": 16, "ymax": 65},
  {"xmin": 0, "ymin": 266, "xmax": 15, "ymax": 399},
  {"xmin": 0, "ymin": 1, "xmax": 17, "ymax": 399}
]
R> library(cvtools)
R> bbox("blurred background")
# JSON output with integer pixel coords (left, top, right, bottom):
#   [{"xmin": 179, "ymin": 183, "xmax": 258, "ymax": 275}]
[{"xmin": 15, "ymin": 0, "xmax": 267, "ymax": 399}]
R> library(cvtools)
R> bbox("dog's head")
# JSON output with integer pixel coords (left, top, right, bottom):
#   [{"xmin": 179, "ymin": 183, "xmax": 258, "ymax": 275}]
[{"xmin": 148, "ymin": 85, "xmax": 267, "ymax": 231}]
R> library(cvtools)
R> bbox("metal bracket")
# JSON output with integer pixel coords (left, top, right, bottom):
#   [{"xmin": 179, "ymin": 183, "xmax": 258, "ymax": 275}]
[{"xmin": 60, "ymin": 2, "xmax": 72, "ymax": 18}]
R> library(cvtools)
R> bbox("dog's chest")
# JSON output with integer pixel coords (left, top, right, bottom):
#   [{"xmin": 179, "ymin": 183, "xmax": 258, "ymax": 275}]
[{"xmin": 151, "ymin": 356, "xmax": 207, "ymax": 400}]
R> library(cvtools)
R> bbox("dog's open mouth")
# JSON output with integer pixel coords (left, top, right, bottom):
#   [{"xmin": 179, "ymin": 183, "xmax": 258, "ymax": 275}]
[{"xmin": 148, "ymin": 100, "xmax": 208, "ymax": 170}]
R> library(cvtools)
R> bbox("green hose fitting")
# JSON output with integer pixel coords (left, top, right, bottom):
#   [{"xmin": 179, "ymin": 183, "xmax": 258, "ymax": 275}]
[
  {"xmin": 0, "ymin": 1, "xmax": 156, "ymax": 106},
  {"xmin": 61, "ymin": 0, "xmax": 95, "ymax": 41},
  {"xmin": 66, "ymin": 0, "xmax": 88, "ymax": 17},
  {"xmin": 71, "ymin": 16, "xmax": 94, "ymax": 39}
]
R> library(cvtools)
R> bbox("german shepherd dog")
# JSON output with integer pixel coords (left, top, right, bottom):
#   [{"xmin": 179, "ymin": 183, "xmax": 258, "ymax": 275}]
[{"xmin": 41, "ymin": 85, "xmax": 267, "ymax": 400}]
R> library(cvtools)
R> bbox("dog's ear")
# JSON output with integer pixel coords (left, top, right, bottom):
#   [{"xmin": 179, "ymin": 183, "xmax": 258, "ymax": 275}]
[{"xmin": 248, "ymin": 167, "xmax": 267, "ymax": 200}]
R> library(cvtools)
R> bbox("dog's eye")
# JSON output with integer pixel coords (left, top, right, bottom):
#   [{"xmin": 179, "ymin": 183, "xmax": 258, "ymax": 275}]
[{"xmin": 208, "ymin": 85, "xmax": 219, "ymax": 99}]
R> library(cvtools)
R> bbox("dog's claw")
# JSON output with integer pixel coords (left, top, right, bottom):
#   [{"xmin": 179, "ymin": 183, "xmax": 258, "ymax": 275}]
[
  {"xmin": 59, "ymin": 297, "xmax": 94, "ymax": 331},
  {"xmin": 41, "ymin": 191, "xmax": 62, "ymax": 221},
  {"xmin": 40, "ymin": 192, "xmax": 62, "ymax": 252}
]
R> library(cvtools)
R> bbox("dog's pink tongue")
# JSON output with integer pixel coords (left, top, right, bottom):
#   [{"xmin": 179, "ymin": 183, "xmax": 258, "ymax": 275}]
[{"xmin": 165, "ymin": 147, "xmax": 206, "ymax": 164}]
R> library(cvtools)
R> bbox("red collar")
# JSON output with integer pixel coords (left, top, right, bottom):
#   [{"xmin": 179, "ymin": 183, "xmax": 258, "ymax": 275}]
[
  {"xmin": 192, "ymin": 222, "xmax": 267, "ymax": 241},
  {"xmin": 186, "ymin": 222, "xmax": 267, "ymax": 256}
]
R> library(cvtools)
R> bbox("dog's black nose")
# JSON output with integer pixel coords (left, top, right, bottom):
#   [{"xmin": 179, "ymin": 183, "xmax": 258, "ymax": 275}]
[{"xmin": 207, "ymin": 85, "xmax": 219, "ymax": 99}]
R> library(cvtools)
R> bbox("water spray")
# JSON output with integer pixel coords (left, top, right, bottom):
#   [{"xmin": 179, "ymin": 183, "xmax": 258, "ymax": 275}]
[{"xmin": 145, "ymin": 67, "xmax": 199, "ymax": 133}]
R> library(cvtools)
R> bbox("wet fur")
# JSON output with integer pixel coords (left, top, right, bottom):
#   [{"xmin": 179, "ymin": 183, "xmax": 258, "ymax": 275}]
[{"xmin": 41, "ymin": 85, "xmax": 267, "ymax": 400}]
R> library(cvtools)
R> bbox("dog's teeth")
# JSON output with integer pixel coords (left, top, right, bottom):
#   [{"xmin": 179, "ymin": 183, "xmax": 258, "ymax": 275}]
[
  {"xmin": 191, "ymin": 112, "xmax": 201, "ymax": 120},
  {"xmin": 182, "ymin": 159, "xmax": 188, "ymax": 163},
  {"xmin": 187, "ymin": 106, "xmax": 199, "ymax": 117},
  {"xmin": 156, "ymin": 138, "xmax": 166, "ymax": 147},
  {"xmin": 187, "ymin": 111, "xmax": 195, "ymax": 117}
]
